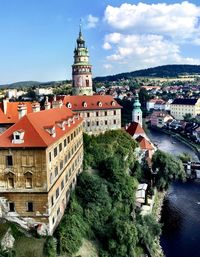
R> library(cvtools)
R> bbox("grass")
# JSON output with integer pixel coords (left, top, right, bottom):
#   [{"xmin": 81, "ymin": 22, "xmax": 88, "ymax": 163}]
[
  {"xmin": 0, "ymin": 220, "xmax": 45, "ymax": 257},
  {"xmin": 73, "ymin": 239, "xmax": 98, "ymax": 257}
]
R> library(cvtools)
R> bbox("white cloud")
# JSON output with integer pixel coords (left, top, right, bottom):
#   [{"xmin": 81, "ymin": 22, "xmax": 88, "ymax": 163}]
[
  {"xmin": 104, "ymin": 2, "xmax": 200, "ymax": 42},
  {"xmin": 103, "ymin": 42, "xmax": 112, "ymax": 50},
  {"xmin": 103, "ymin": 33, "xmax": 200, "ymax": 72},
  {"xmin": 86, "ymin": 14, "xmax": 99, "ymax": 28},
  {"xmin": 103, "ymin": 64, "xmax": 113, "ymax": 69}
]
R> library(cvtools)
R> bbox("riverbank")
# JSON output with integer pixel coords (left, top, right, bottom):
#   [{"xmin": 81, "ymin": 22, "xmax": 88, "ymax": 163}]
[{"xmin": 150, "ymin": 189, "xmax": 166, "ymax": 257}]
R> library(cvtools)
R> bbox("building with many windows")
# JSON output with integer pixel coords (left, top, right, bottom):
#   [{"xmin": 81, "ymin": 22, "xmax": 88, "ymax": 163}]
[
  {"xmin": 52, "ymin": 95, "xmax": 122, "ymax": 135},
  {"xmin": 170, "ymin": 98, "xmax": 200, "ymax": 120},
  {"xmin": 0, "ymin": 106, "xmax": 83, "ymax": 235}
]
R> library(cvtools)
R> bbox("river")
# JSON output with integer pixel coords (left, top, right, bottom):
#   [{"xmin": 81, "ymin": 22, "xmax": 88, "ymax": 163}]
[{"xmin": 148, "ymin": 129, "xmax": 200, "ymax": 257}]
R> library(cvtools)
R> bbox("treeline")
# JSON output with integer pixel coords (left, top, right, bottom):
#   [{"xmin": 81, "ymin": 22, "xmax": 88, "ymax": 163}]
[{"xmin": 94, "ymin": 64, "xmax": 200, "ymax": 82}]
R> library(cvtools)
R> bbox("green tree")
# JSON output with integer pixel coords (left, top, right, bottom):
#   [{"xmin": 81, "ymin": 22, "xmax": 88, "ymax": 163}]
[{"xmin": 152, "ymin": 150, "xmax": 186, "ymax": 190}]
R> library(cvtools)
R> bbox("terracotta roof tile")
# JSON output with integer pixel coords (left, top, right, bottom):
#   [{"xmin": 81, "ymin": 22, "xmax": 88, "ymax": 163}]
[
  {"xmin": 0, "ymin": 106, "xmax": 82, "ymax": 148},
  {"xmin": 126, "ymin": 122, "xmax": 144, "ymax": 136},
  {"xmin": 136, "ymin": 135, "xmax": 154, "ymax": 150},
  {"xmin": 0, "ymin": 101, "xmax": 33, "ymax": 124},
  {"xmin": 53, "ymin": 95, "xmax": 122, "ymax": 110}
]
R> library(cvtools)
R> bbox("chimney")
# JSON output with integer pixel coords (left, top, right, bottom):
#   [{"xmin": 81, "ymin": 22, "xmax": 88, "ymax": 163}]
[
  {"xmin": 44, "ymin": 96, "xmax": 51, "ymax": 110},
  {"xmin": 52, "ymin": 96, "xmax": 63, "ymax": 109},
  {"xmin": 32, "ymin": 101, "xmax": 40, "ymax": 112},
  {"xmin": 3, "ymin": 98, "xmax": 9, "ymax": 114},
  {"xmin": 18, "ymin": 103, "xmax": 27, "ymax": 119}
]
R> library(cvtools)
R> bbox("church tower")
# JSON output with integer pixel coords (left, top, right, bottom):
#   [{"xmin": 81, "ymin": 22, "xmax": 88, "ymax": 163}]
[
  {"xmin": 132, "ymin": 93, "xmax": 143, "ymax": 127},
  {"xmin": 72, "ymin": 25, "xmax": 93, "ymax": 95}
]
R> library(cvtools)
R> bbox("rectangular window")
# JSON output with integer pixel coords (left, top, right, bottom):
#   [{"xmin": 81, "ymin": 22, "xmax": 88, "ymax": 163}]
[
  {"xmin": 50, "ymin": 173, "xmax": 53, "ymax": 184},
  {"xmin": 60, "ymin": 160, "xmax": 63, "ymax": 171},
  {"xmin": 114, "ymin": 120, "xmax": 116, "ymax": 124},
  {"xmin": 61, "ymin": 180, "xmax": 64, "ymax": 190},
  {"xmin": 71, "ymin": 134, "xmax": 73, "ymax": 140},
  {"xmin": 87, "ymin": 122, "xmax": 90, "ymax": 127},
  {"xmin": 87, "ymin": 112, "xmax": 90, "ymax": 117},
  {"xmin": 49, "ymin": 152, "xmax": 51, "ymax": 162},
  {"xmin": 59, "ymin": 143, "xmax": 62, "ymax": 152},
  {"xmin": 65, "ymin": 173, "xmax": 68, "ymax": 183},
  {"xmin": 74, "ymin": 131, "xmax": 76, "ymax": 137},
  {"xmin": 56, "ymin": 188, "xmax": 59, "ymax": 199},
  {"xmin": 54, "ymin": 147, "xmax": 57, "ymax": 157},
  {"xmin": 64, "ymin": 155, "xmax": 68, "ymax": 164},
  {"xmin": 26, "ymin": 178, "xmax": 32, "ymax": 188},
  {"xmin": 105, "ymin": 111, "xmax": 107, "ymax": 116},
  {"xmin": 8, "ymin": 178, "xmax": 14, "ymax": 188},
  {"xmin": 64, "ymin": 139, "xmax": 67, "ymax": 147},
  {"xmin": 114, "ymin": 110, "xmax": 116, "ymax": 115},
  {"xmin": 105, "ymin": 120, "xmax": 108, "ymax": 125},
  {"xmin": 57, "ymin": 207, "xmax": 60, "ymax": 216},
  {"xmin": 6, "ymin": 156, "xmax": 13, "ymax": 166},
  {"xmin": 52, "ymin": 216, "xmax": 55, "ymax": 224},
  {"xmin": 55, "ymin": 166, "xmax": 58, "ymax": 177},
  {"xmin": 9, "ymin": 202, "xmax": 15, "ymax": 212},
  {"xmin": 67, "ymin": 136, "xmax": 70, "ymax": 144},
  {"xmin": 27, "ymin": 202, "xmax": 33, "ymax": 212},
  {"xmin": 96, "ymin": 112, "xmax": 99, "ymax": 117},
  {"xmin": 51, "ymin": 196, "xmax": 54, "ymax": 207}
]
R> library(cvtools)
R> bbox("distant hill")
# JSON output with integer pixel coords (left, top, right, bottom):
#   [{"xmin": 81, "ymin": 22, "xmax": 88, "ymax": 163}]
[
  {"xmin": 94, "ymin": 64, "xmax": 200, "ymax": 82},
  {"xmin": 0, "ymin": 80, "xmax": 70, "ymax": 89}
]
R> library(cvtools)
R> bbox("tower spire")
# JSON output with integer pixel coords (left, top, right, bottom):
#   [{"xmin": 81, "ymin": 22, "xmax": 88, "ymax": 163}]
[
  {"xmin": 79, "ymin": 18, "xmax": 82, "ymax": 38},
  {"xmin": 132, "ymin": 92, "xmax": 143, "ymax": 127}
]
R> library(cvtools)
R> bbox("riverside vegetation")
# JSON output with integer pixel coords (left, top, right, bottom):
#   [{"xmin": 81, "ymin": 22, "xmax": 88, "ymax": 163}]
[{"xmin": 0, "ymin": 130, "xmax": 186, "ymax": 257}]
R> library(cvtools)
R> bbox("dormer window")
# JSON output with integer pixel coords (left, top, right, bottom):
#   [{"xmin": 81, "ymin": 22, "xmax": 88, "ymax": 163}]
[
  {"xmin": 44, "ymin": 126, "xmax": 56, "ymax": 138},
  {"xmin": 111, "ymin": 101, "xmax": 116, "ymax": 106},
  {"xmin": 12, "ymin": 130, "xmax": 25, "ymax": 144},
  {"xmin": 56, "ymin": 120, "xmax": 65, "ymax": 131},
  {"xmin": 66, "ymin": 102, "xmax": 72, "ymax": 108},
  {"xmin": 97, "ymin": 101, "xmax": 102, "ymax": 107},
  {"xmin": 82, "ymin": 101, "xmax": 87, "ymax": 108}
]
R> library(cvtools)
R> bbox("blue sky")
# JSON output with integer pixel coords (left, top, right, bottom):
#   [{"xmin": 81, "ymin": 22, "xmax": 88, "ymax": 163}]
[{"xmin": 0, "ymin": 0, "xmax": 200, "ymax": 84}]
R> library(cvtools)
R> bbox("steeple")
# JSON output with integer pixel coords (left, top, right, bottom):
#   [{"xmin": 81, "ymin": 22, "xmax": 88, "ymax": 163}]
[
  {"xmin": 132, "ymin": 92, "xmax": 143, "ymax": 127},
  {"xmin": 71, "ymin": 24, "xmax": 93, "ymax": 96}
]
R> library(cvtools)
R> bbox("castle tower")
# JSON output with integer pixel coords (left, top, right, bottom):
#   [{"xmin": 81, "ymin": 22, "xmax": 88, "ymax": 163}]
[
  {"xmin": 132, "ymin": 93, "xmax": 143, "ymax": 127},
  {"xmin": 72, "ymin": 25, "xmax": 93, "ymax": 96}
]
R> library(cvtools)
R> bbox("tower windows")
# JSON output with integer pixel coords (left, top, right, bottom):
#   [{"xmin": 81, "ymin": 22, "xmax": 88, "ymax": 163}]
[{"xmin": 86, "ymin": 79, "xmax": 89, "ymax": 87}]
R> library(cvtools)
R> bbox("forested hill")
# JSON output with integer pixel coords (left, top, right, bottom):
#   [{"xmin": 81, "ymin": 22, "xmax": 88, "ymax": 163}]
[{"xmin": 94, "ymin": 64, "xmax": 200, "ymax": 82}]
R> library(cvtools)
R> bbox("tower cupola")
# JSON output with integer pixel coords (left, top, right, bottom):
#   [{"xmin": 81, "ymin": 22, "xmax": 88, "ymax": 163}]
[
  {"xmin": 71, "ymin": 24, "xmax": 93, "ymax": 96},
  {"xmin": 132, "ymin": 93, "xmax": 143, "ymax": 127}
]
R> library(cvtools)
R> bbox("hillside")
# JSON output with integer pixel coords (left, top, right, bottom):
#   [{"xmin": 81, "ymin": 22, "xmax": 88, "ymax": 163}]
[
  {"xmin": 94, "ymin": 64, "xmax": 200, "ymax": 82},
  {"xmin": 0, "ymin": 80, "xmax": 70, "ymax": 89}
]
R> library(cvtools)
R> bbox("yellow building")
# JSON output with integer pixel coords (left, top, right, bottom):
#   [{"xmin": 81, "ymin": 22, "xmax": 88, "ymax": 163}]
[
  {"xmin": 170, "ymin": 98, "xmax": 200, "ymax": 120},
  {"xmin": 0, "ymin": 106, "xmax": 83, "ymax": 235}
]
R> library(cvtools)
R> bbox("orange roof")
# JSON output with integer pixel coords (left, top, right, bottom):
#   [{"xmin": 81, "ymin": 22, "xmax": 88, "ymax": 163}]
[
  {"xmin": 0, "ymin": 106, "xmax": 82, "ymax": 148},
  {"xmin": 136, "ymin": 135, "xmax": 154, "ymax": 150},
  {"xmin": 0, "ymin": 101, "xmax": 33, "ymax": 124},
  {"xmin": 126, "ymin": 122, "xmax": 144, "ymax": 136},
  {"xmin": 54, "ymin": 95, "xmax": 122, "ymax": 111}
]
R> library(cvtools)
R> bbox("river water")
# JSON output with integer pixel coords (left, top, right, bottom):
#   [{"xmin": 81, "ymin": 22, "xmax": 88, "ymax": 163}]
[{"xmin": 148, "ymin": 129, "xmax": 200, "ymax": 257}]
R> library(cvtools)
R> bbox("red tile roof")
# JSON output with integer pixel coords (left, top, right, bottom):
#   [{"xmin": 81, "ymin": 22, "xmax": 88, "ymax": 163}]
[
  {"xmin": 53, "ymin": 95, "xmax": 122, "ymax": 111},
  {"xmin": 0, "ymin": 101, "xmax": 33, "ymax": 124},
  {"xmin": 0, "ymin": 106, "xmax": 82, "ymax": 148},
  {"xmin": 126, "ymin": 122, "xmax": 145, "ymax": 136},
  {"xmin": 136, "ymin": 135, "xmax": 154, "ymax": 150}
]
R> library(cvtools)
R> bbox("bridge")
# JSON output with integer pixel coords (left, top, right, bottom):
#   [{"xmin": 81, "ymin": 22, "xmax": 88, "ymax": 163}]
[{"xmin": 183, "ymin": 162, "xmax": 200, "ymax": 179}]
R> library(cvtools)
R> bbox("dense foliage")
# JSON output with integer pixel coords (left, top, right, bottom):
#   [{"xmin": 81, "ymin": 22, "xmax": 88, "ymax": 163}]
[
  {"xmin": 152, "ymin": 150, "xmax": 186, "ymax": 190},
  {"xmin": 55, "ymin": 130, "xmax": 162, "ymax": 257}
]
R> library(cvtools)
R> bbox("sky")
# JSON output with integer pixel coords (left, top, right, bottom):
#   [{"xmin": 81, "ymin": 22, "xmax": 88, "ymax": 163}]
[{"xmin": 0, "ymin": 0, "xmax": 200, "ymax": 84}]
